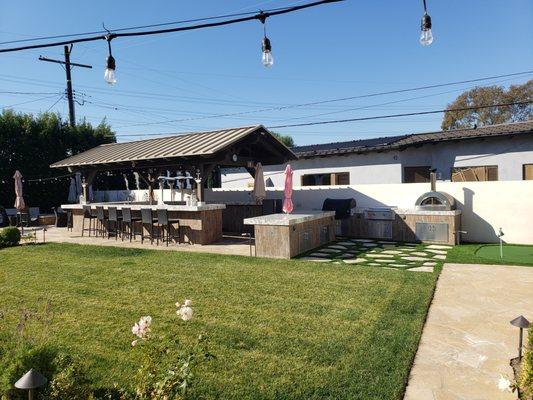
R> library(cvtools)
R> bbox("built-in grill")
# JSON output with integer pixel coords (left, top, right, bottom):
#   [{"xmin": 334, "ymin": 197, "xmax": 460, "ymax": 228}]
[
  {"xmin": 415, "ymin": 171, "xmax": 456, "ymax": 211},
  {"xmin": 322, "ymin": 198, "xmax": 357, "ymax": 220},
  {"xmin": 322, "ymin": 198, "xmax": 357, "ymax": 236}
]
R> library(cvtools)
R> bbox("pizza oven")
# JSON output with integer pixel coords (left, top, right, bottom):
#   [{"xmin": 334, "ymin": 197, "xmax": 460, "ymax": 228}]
[{"xmin": 414, "ymin": 171, "xmax": 456, "ymax": 211}]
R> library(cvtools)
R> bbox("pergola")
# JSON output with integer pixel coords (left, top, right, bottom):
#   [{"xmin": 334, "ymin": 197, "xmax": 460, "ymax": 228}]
[{"xmin": 50, "ymin": 125, "xmax": 297, "ymax": 201}]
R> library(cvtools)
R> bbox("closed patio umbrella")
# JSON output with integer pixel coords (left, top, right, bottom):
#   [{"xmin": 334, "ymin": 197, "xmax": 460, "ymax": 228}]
[
  {"xmin": 75, "ymin": 172, "xmax": 82, "ymax": 201},
  {"xmin": 13, "ymin": 170, "xmax": 25, "ymax": 211},
  {"xmin": 68, "ymin": 178, "xmax": 77, "ymax": 203},
  {"xmin": 253, "ymin": 162, "xmax": 266, "ymax": 205},
  {"xmin": 282, "ymin": 164, "xmax": 293, "ymax": 214}
]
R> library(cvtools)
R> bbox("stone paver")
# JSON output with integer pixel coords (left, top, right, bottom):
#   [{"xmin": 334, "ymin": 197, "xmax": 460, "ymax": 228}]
[
  {"xmin": 404, "ymin": 263, "xmax": 533, "ymax": 400},
  {"xmin": 433, "ymin": 254, "xmax": 446, "ymax": 260},
  {"xmin": 422, "ymin": 262, "xmax": 437, "ymax": 266},
  {"xmin": 343, "ymin": 258, "xmax": 367, "ymax": 264},
  {"xmin": 310, "ymin": 252, "xmax": 331, "ymax": 258},
  {"xmin": 367, "ymin": 253, "xmax": 394, "ymax": 259},
  {"xmin": 411, "ymin": 251, "xmax": 428, "ymax": 256},
  {"xmin": 427, "ymin": 244, "xmax": 452, "ymax": 249},
  {"xmin": 362, "ymin": 243, "xmax": 378, "ymax": 247},
  {"xmin": 407, "ymin": 266, "xmax": 434, "ymax": 273},
  {"xmin": 328, "ymin": 245, "xmax": 347, "ymax": 250},
  {"xmin": 321, "ymin": 248, "xmax": 341, "ymax": 253},
  {"xmin": 402, "ymin": 256, "xmax": 428, "ymax": 262},
  {"xmin": 426, "ymin": 249, "xmax": 448, "ymax": 255}
]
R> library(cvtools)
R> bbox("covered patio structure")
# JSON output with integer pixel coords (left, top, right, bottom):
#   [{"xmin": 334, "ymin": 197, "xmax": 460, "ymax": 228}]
[{"xmin": 50, "ymin": 125, "xmax": 296, "ymax": 245}]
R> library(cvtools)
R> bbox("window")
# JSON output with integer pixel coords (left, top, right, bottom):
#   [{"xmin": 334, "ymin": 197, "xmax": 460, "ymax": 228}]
[
  {"xmin": 403, "ymin": 166, "xmax": 431, "ymax": 183},
  {"xmin": 451, "ymin": 166, "xmax": 498, "ymax": 182},
  {"xmin": 301, "ymin": 172, "xmax": 350, "ymax": 186},
  {"xmin": 524, "ymin": 164, "xmax": 533, "ymax": 180}
]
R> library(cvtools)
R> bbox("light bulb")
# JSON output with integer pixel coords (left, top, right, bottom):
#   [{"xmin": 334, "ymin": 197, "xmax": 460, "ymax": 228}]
[
  {"xmin": 420, "ymin": 13, "xmax": 433, "ymax": 46},
  {"xmin": 261, "ymin": 37, "xmax": 274, "ymax": 67},
  {"xmin": 104, "ymin": 68, "xmax": 116, "ymax": 85},
  {"xmin": 420, "ymin": 28, "xmax": 433, "ymax": 46},
  {"xmin": 104, "ymin": 54, "xmax": 116, "ymax": 85},
  {"xmin": 262, "ymin": 51, "xmax": 274, "ymax": 67}
]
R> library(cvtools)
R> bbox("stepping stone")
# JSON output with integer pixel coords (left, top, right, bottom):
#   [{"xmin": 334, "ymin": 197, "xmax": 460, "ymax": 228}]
[
  {"xmin": 320, "ymin": 248, "xmax": 341, "ymax": 254},
  {"xmin": 367, "ymin": 254, "xmax": 394, "ymax": 259},
  {"xmin": 329, "ymin": 245, "xmax": 347, "ymax": 250},
  {"xmin": 368, "ymin": 263, "xmax": 381, "ymax": 266},
  {"xmin": 411, "ymin": 252, "xmax": 428, "ymax": 256},
  {"xmin": 337, "ymin": 241, "xmax": 355, "ymax": 246},
  {"xmin": 423, "ymin": 262, "xmax": 437, "ymax": 266},
  {"xmin": 343, "ymin": 258, "xmax": 367, "ymax": 264},
  {"xmin": 337, "ymin": 253, "xmax": 354, "ymax": 259},
  {"xmin": 382, "ymin": 244, "xmax": 397, "ymax": 249},
  {"xmin": 375, "ymin": 259, "xmax": 395, "ymax": 263},
  {"xmin": 433, "ymin": 254, "xmax": 446, "ymax": 260},
  {"xmin": 300, "ymin": 257, "xmax": 331, "ymax": 262},
  {"xmin": 382, "ymin": 250, "xmax": 404, "ymax": 255},
  {"xmin": 390, "ymin": 263, "xmax": 410, "ymax": 268},
  {"xmin": 363, "ymin": 243, "xmax": 378, "ymax": 247},
  {"xmin": 402, "ymin": 256, "xmax": 429, "ymax": 262},
  {"xmin": 403, "ymin": 243, "xmax": 418, "ymax": 247},
  {"xmin": 352, "ymin": 239, "xmax": 375, "ymax": 243},
  {"xmin": 408, "ymin": 266, "xmax": 434, "ymax": 273},
  {"xmin": 426, "ymin": 249, "xmax": 448, "ymax": 255},
  {"xmin": 427, "ymin": 244, "xmax": 452, "ymax": 249},
  {"xmin": 378, "ymin": 241, "xmax": 396, "ymax": 244},
  {"xmin": 310, "ymin": 252, "xmax": 332, "ymax": 258}
]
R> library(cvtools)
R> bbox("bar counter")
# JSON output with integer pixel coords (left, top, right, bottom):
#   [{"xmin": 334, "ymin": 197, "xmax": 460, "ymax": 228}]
[{"xmin": 62, "ymin": 202, "xmax": 226, "ymax": 245}]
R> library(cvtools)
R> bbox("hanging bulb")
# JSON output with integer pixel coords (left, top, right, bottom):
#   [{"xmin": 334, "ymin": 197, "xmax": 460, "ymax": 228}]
[
  {"xmin": 262, "ymin": 37, "xmax": 274, "ymax": 67},
  {"xmin": 104, "ymin": 55, "xmax": 116, "ymax": 85},
  {"xmin": 420, "ymin": 13, "xmax": 433, "ymax": 46}
]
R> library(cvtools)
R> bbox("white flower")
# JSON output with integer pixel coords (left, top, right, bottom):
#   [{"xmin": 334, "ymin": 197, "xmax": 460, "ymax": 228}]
[
  {"xmin": 131, "ymin": 316, "xmax": 152, "ymax": 339},
  {"xmin": 498, "ymin": 375, "xmax": 512, "ymax": 392},
  {"xmin": 131, "ymin": 340, "xmax": 138, "ymax": 347},
  {"xmin": 184, "ymin": 299, "xmax": 192, "ymax": 307},
  {"xmin": 178, "ymin": 306, "xmax": 193, "ymax": 321}
]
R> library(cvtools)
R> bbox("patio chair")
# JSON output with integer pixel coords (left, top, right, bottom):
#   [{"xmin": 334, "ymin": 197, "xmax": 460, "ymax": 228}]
[
  {"xmin": 156, "ymin": 209, "xmax": 181, "ymax": 246},
  {"xmin": 5, "ymin": 208, "xmax": 18, "ymax": 226},
  {"xmin": 81, "ymin": 205, "xmax": 97, "ymax": 236},
  {"xmin": 121, "ymin": 207, "xmax": 141, "ymax": 242},
  {"xmin": 95, "ymin": 206, "xmax": 106, "ymax": 237},
  {"xmin": 107, "ymin": 207, "xmax": 122, "ymax": 240},
  {"xmin": 53, "ymin": 207, "xmax": 67, "ymax": 227},
  {"xmin": 28, "ymin": 207, "xmax": 40, "ymax": 226},
  {"xmin": 140, "ymin": 208, "xmax": 158, "ymax": 245},
  {"xmin": 0, "ymin": 207, "xmax": 8, "ymax": 227}
]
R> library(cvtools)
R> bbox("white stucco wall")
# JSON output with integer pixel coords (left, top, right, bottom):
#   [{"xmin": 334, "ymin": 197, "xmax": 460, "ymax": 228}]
[
  {"xmin": 206, "ymin": 181, "xmax": 533, "ymax": 244},
  {"xmin": 221, "ymin": 135, "xmax": 533, "ymax": 187}
]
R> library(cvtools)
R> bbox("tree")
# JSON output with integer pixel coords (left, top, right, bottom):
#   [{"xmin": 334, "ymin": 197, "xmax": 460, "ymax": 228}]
[
  {"xmin": 441, "ymin": 80, "xmax": 532, "ymax": 130},
  {"xmin": 272, "ymin": 132, "xmax": 295, "ymax": 147},
  {"xmin": 0, "ymin": 111, "xmax": 115, "ymax": 211}
]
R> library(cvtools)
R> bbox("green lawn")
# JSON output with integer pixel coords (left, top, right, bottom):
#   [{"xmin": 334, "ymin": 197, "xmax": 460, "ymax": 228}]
[
  {"xmin": 0, "ymin": 243, "xmax": 438, "ymax": 399},
  {"xmin": 446, "ymin": 243, "xmax": 533, "ymax": 267}
]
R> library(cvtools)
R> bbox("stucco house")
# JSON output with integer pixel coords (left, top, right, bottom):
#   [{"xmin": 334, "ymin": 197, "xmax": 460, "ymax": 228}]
[{"xmin": 221, "ymin": 120, "xmax": 533, "ymax": 188}]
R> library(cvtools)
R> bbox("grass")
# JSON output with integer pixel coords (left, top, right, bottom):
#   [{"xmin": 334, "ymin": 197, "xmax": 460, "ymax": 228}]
[
  {"xmin": 0, "ymin": 243, "xmax": 438, "ymax": 399},
  {"xmin": 447, "ymin": 243, "xmax": 533, "ymax": 267}
]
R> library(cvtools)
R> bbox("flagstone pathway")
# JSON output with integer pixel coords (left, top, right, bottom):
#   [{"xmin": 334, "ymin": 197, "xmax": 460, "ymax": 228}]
[{"xmin": 299, "ymin": 238, "xmax": 452, "ymax": 272}]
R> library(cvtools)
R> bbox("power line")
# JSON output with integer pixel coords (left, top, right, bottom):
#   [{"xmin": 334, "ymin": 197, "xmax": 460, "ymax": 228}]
[
  {"xmin": 0, "ymin": 0, "xmax": 342, "ymax": 53},
  {"xmin": 268, "ymin": 101, "xmax": 533, "ymax": 129},
  {"xmin": 113, "ymin": 70, "xmax": 533, "ymax": 128}
]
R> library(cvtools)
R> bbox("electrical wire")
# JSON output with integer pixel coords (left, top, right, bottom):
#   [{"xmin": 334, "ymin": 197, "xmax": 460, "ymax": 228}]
[
  {"xmin": 0, "ymin": 0, "xmax": 342, "ymax": 53},
  {"xmin": 267, "ymin": 101, "xmax": 533, "ymax": 129}
]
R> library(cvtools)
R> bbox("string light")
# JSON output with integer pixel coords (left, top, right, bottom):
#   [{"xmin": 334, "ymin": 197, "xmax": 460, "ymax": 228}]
[
  {"xmin": 420, "ymin": 0, "xmax": 433, "ymax": 46},
  {"xmin": 104, "ymin": 34, "xmax": 117, "ymax": 85},
  {"xmin": 259, "ymin": 13, "xmax": 274, "ymax": 68}
]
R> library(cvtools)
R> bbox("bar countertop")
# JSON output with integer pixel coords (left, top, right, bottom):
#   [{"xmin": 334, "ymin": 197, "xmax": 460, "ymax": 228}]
[
  {"xmin": 61, "ymin": 202, "xmax": 226, "ymax": 212},
  {"xmin": 244, "ymin": 210, "xmax": 335, "ymax": 226}
]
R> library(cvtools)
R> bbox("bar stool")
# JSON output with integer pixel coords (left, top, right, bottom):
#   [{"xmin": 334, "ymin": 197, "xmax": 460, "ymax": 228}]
[
  {"xmin": 96, "ymin": 206, "xmax": 106, "ymax": 237},
  {"xmin": 156, "ymin": 209, "xmax": 181, "ymax": 246},
  {"xmin": 140, "ymin": 208, "xmax": 158, "ymax": 244},
  {"xmin": 81, "ymin": 205, "xmax": 97, "ymax": 237},
  {"xmin": 121, "ymin": 207, "xmax": 141, "ymax": 242},
  {"xmin": 107, "ymin": 207, "xmax": 122, "ymax": 240}
]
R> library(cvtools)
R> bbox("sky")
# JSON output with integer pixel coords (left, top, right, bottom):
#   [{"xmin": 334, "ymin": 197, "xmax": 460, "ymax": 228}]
[{"xmin": 0, "ymin": 0, "xmax": 532, "ymax": 146}]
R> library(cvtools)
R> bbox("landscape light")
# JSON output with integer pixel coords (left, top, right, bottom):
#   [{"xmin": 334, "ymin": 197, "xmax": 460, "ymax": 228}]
[
  {"xmin": 420, "ymin": 0, "xmax": 433, "ymax": 46},
  {"xmin": 104, "ymin": 35, "xmax": 117, "ymax": 85},
  {"xmin": 15, "ymin": 369, "xmax": 47, "ymax": 400},
  {"xmin": 510, "ymin": 315, "xmax": 530, "ymax": 359},
  {"xmin": 259, "ymin": 13, "xmax": 274, "ymax": 67}
]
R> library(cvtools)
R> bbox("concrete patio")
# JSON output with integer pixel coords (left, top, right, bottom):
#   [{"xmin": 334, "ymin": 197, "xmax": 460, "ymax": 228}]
[{"xmin": 404, "ymin": 263, "xmax": 533, "ymax": 400}]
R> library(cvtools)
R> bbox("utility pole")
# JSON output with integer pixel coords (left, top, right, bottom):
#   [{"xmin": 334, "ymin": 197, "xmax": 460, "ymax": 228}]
[{"xmin": 38, "ymin": 45, "xmax": 92, "ymax": 127}]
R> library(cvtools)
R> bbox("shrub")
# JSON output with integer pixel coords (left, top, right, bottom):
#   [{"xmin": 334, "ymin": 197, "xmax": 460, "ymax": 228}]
[
  {"xmin": 0, "ymin": 227, "xmax": 21, "ymax": 247},
  {"xmin": 48, "ymin": 354, "xmax": 92, "ymax": 400},
  {"xmin": 519, "ymin": 327, "xmax": 533, "ymax": 398}
]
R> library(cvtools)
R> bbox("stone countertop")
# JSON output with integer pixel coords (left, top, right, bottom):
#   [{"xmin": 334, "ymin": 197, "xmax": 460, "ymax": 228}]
[
  {"xmin": 61, "ymin": 202, "xmax": 226, "ymax": 212},
  {"xmin": 243, "ymin": 211, "xmax": 335, "ymax": 226},
  {"xmin": 394, "ymin": 208, "xmax": 462, "ymax": 216}
]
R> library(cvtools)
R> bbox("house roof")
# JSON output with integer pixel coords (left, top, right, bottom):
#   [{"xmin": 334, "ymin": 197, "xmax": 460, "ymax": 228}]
[
  {"xmin": 51, "ymin": 125, "xmax": 297, "ymax": 169},
  {"xmin": 292, "ymin": 120, "xmax": 533, "ymax": 158}
]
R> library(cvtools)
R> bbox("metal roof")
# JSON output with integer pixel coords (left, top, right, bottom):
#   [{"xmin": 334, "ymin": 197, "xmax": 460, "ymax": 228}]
[
  {"xmin": 292, "ymin": 120, "xmax": 533, "ymax": 158},
  {"xmin": 51, "ymin": 125, "xmax": 295, "ymax": 168}
]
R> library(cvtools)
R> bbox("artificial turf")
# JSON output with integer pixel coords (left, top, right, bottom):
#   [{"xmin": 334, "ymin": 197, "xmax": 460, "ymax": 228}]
[
  {"xmin": 0, "ymin": 243, "xmax": 437, "ymax": 399},
  {"xmin": 446, "ymin": 243, "xmax": 533, "ymax": 267}
]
